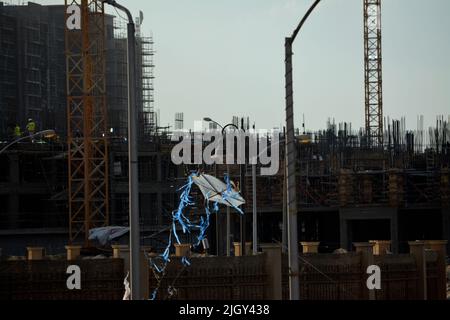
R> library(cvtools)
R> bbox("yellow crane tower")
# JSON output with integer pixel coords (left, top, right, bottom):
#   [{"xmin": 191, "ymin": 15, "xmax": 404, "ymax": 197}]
[{"xmin": 65, "ymin": 0, "xmax": 109, "ymax": 247}]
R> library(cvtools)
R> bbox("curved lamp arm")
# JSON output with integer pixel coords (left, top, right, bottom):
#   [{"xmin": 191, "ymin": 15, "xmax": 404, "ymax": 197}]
[{"xmin": 0, "ymin": 130, "xmax": 56, "ymax": 155}]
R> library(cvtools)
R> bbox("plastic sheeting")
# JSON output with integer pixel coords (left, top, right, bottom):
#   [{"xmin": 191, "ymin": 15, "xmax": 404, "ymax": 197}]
[{"xmin": 89, "ymin": 226, "xmax": 130, "ymax": 246}]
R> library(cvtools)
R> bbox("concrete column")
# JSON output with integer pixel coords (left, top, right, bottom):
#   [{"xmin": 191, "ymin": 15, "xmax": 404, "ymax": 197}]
[
  {"xmin": 301, "ymin": 242, "xmax": 320, "ymax": 254},
  {"xmin": 216, "ymin": 212, "xmax": 226, "ymax": 256},
  {"xmin": 409, "ymin": 241, "xmax": 427, "ymax": 300},
  {"xmin": 27, "ymin": 247, "xmax": 44, "ymax": 261},
  {"xmin": 65, "ymin": 246, "xmax": 82, "ymax": 261},
  {"xmin": 174, "ymin": 244, "xmax": 191, "ymax": 257},
  {"xmin": 156, "ymin": 155, "xmax": 163, "ymax": 226},
  {"xmin": 260, "ymin": 244, "xmax": 282, "ymax": 300},
  {"xmin": 112, "ymin": 245, "xmax": 129, "ymax": 259},
  {"xmin": 156, "ymin": 192, "xmax": 163, "ymax": 226},
  {"xmin": 339, "ymin": 216, "xmax": 349, "ymax": 251},
  {"xmin": 156, "ymin": 154, "xmax": 162, "ymax": 182},
  {"xmin": 390, "ymin": 210, "xmax": 399, "ymax": 254},
  {"xmin": 425, "ymin": 240, "xmax": 448, "ymax": 300},
  {"xmin": 354, "ymin": 242, "xmax": 375, "ymax": 300},
  {"xmin": 442, "ymin": 209, "xmax": 450, "ymax": 255},
  {"xmin": 8, "ymin": 154, "xmax": 20, "ymax": 184},
  {"xmin": 370, "ymin": 241, "xmax": 391, "ymax": 256},
  {"xmin": 8, "ymin": 154, "xmax": 20, "ymax": 229}
]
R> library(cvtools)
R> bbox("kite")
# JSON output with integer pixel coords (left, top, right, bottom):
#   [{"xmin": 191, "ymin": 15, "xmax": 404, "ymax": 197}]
[{"xmin": 148, "ymin": 172, "xmax": 245, "ymax": 300}]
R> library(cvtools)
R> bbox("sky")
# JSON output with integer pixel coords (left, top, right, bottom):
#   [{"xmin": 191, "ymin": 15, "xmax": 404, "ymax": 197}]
[{"xmin": 28, "ymin": 0, "xmax": 450, "ymax": 131}]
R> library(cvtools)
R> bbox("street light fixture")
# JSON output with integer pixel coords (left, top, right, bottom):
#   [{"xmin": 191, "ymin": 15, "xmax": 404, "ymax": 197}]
[
  {"xmin": 103, "ymin": 0, "xmax": 140, "ymax": 300},
  {"xmin": 285, "ymin": 0, "xmax": 322, "ymax": 301},
  {"xmin": 0, "ymin": 130, "xmax": 56, "ymax": 155},
  {"xmin": 204, "ymin": 118, "xmax": 247, "ymax": 256}
]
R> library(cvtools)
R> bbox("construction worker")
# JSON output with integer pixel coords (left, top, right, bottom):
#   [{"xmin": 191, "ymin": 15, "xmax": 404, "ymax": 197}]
[
  {"xmin": 14, "ymin": 124, "xmax": 22, "ymax": 139},
  {"xmin": 26, "ymin": 118, "xmax": 36, "ymax": 143},
  {"xmin": 26, "ymin": 118, "xmax": 36, "ymax": 135}
]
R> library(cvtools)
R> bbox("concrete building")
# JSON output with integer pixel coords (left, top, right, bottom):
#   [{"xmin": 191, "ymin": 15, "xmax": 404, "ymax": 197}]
[
  {"xmin": 0, "ymin": 2, "xmax": 66, "ymax": 136},
  {"xmin": 0, "ymin": 1, "xmax": 155, "ymax": 139}
]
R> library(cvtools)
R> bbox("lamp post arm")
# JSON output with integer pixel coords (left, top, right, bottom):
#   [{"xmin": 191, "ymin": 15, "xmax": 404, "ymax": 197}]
[
  {"xmin": 222, "ymin": 123, "xmax": 241, "ymax": 135},
  {"xmin": 285, "ymin": 0, "xmax": 322, "ymax": 301},
  {"xmin": 0, "ymin": 130, "xmax": 56, "ymax": 155},
  {"xmin": 103, "ymin": 0, "xmax": 133, "ymax": 23},
  {"xmin": 291, "ymin": 0, "xmax": 322, "ymax": 42}
]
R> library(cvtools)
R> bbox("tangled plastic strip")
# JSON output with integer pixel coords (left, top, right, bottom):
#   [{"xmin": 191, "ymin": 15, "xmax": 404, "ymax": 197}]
[
  {"xmin": 171, "ymin": 175, "xmax": 196, "ymax": 244},
  {"xmin": 194, "ymin": 191, "xmax": 218, "ymax": 247},
  {"xmin": 148, "ymin": 173, "xmax": 244, "ymax": 300}
]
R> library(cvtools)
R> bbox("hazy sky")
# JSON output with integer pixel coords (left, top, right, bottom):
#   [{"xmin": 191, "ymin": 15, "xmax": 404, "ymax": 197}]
[{"xmin": 35, "ymin": 0, "xmax": 450, "ymax": 130}]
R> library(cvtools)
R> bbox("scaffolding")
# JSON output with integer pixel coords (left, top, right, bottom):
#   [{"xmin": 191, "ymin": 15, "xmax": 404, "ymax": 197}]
[
  {"xmin": 108, "ymin": 19, "xmax": 156, "ymax": 138},
  {"xmin": 175, "ymin": 113, "xmax": 184, "ymax": 130},
  {"xmin": 108, "ymin": 20, "xmax": 128, "ymax": 137},
  {"xmin": 139, "ymin": 35, "xmax": 156, "ymax": 136}
]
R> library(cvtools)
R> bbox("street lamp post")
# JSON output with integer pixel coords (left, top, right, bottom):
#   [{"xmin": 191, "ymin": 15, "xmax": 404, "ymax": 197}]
[
  {"xmin": 0, "ymin": 130, "xmax": 56, "ymax": 155},
  {"xmin": 238, "ymin": 119, "xmax": 247, "ymax": 257},
  {"xmin": 103, "ymin": 0, "xmax": 140, "ymax": 300},
  {"xmin": 285, "ymin": 0, "xmax": 322, "ymax": 301},
  {"xmin": 204, "ymin": 118, "xmax": 244, "ymax": 257},
  {"xmin": 252, "ymin": 145, "xmax": 257, "ymax": 256}
]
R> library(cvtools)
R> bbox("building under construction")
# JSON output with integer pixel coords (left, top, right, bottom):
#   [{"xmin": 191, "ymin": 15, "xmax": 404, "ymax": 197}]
[
  {"xmin": 244, "ymin": 118, "xmax": 450, "ymax": 254},
  {"xmin": 0, "ymin": 1, "xmax": 449, "ymax": 257},
  {"xmin": 0, "ymin": 1, "xmax": 166, "ymax": 254}
]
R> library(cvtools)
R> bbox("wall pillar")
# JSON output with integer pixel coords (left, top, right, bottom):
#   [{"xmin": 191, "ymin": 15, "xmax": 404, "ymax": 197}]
[
  {"xmin": 301, "ymin": 242, "xmax": 320, "ymax": 254},
  {"xmin": 409, "ymin": 241, "xmax": 427, "ymax": 300},
  {"xmin": 174, "ymin": 244, "xmax": 191, "ymax": 257},
  {"xmin": 65, "ymin": 245, "xmax": 82, "ymax": 261},
  {"xmin": 27, "ymin": 247, "xmax": 44, "ymax": 261},
  {"xmin": 260, "ymin": 244, "xmax": 282, "ymax": 300},
  {"xmin": 354, "ymin": 242, "xmax": 375, "ymax": 300},
  {"xmin": 370, "ymin": 241, "xmax": 391, "ymax": 256},
  {"xmin": 425, "ymin": 240, "xmax": 448, "ymax": 300}
]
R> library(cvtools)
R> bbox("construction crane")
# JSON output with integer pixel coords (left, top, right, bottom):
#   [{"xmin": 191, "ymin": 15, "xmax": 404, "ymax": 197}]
[
  {"xmin": 65, "ymin": 0, "xmax": 109, "ymax": 246},
  {"xmin": 364, "ymin": 0, "xmax": 384, "ymax": 147}
]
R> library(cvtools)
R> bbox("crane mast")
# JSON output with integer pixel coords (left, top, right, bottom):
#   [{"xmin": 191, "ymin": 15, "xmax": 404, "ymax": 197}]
[
  {"xmin": 364, "ymin": 0, "xmax": 384, "ymax": 147},
  {"xmin": 65, "ymin": 0, "xmax": 109, "ymax": 246}
]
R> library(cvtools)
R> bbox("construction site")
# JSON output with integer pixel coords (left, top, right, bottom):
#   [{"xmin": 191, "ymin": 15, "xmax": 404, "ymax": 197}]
[{"xmin": 0, "ymin": 0, "xmax": 449, "ymax": 302}]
